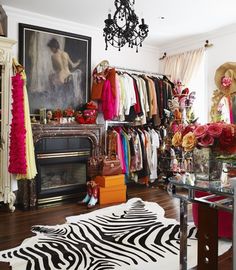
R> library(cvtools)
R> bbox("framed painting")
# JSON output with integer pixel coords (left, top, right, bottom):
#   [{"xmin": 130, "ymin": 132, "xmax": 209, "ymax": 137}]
[{"xmin": 19, "ymin": 23, "xmax": 91, "ymax": 114}]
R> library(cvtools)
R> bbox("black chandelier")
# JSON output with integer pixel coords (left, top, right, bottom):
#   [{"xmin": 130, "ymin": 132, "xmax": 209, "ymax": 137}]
[{"xmin": 103, "ymin": 0, "xmax": 149, "ymax": 52}]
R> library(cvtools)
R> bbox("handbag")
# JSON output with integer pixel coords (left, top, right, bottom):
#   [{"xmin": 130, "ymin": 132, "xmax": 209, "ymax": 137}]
[
  {"xmin": 87, "ymin": 155, "xmax": 103, "ymax": 178},
  {"xmin": 101, "ymin": 156, "xmax": 122, "ymax": 176}
]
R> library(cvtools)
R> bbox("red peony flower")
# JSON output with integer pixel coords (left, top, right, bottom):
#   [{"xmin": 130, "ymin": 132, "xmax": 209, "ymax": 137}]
[
  {"xmin": 193, "ymin": 125, "xmax": 208, "ymax": 138},
  {"xmin": 198, "ymin": 134, "xmax": 214, "ymax": 147},
  {"xmin": 182, "ymin": 124, "xmax": 197, "ymax": 137},
  {"xmin": 219, "ymin": 126, "xmax": 234, "ymax": 146},
  {"xmin": 207, "ymin": 123, "xmax": 223, "ymax": 138}
]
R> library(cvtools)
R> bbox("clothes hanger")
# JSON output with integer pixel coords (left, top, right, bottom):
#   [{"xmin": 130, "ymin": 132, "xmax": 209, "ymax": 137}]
[{"xmin": 12, "ymin": 58, "xmax": 24, "ymax": 74}]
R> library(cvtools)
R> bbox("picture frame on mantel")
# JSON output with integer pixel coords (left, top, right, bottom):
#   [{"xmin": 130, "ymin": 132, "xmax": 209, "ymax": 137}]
[{"xmin": 19, "ymin": 23, "xmax": 91, "ymax": 114}]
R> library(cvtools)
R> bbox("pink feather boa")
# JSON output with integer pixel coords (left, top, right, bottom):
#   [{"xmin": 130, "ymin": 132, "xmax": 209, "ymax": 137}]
[{"xmin": 8, "ymin": 73, "xmax": 27, "ymax": 174}]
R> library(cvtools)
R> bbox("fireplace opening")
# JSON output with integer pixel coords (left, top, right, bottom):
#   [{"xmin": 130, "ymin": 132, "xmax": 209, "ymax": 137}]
[{"xmin": 35, "ymin": 136, "xmax": 91, "ymax": 204}]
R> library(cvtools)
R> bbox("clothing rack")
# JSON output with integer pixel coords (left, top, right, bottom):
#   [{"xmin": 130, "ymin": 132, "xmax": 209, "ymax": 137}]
[
  {"xmin": 113, "ymin": 66, "xmax": 168, "ymax": 77},
  {"xmin": 105, "ymin": 120, "xmax": 131, "ymax": 130}
]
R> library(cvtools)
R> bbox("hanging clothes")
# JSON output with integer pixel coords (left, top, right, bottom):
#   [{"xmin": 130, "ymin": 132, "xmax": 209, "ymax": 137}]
[
  {"xmin": 101, "ymin": 80, "xmax": 116, "ymax": 120},
  {"xmin": 130, "ymin": 129, "xmax": 143, "ymax": 172},
  {"xmin": 106, "ymin": 125, "xmax": 164, "ymax": 185},
  {"xmin": 92, "ymin": 64, "xmax": 174, "ymax": 125},
  {"xmin": 8, "ymin": 73, "xmax": 27, "ymax": 174},
  {"xmin": 121, "ymin": 130, "xmax": 130, "ymax": 183},
  {"xmin": 9, "ymin": 59, "xmax": 37, "ymax": 180}
]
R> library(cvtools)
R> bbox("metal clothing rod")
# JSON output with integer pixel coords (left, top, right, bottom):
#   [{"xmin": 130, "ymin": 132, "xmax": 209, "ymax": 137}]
[
  {"xmin": 105, "ymin": 120, "xmax": 132, "ymax": 131},
  {"xmin": 113, "ymin": 66, "xmax": 167, "ymax": 77}
]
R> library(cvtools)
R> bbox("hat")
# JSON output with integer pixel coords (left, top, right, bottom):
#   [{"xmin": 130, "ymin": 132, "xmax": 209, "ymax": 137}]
[{"xmin": 215, "ymin": 62, "xmax": 236, "ymax": 95}]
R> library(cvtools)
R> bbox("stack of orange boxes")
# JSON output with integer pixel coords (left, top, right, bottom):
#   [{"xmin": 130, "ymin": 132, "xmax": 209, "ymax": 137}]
[{"xmin": 94, "ymin": 174, "xmax": 126, "ymax": 205}]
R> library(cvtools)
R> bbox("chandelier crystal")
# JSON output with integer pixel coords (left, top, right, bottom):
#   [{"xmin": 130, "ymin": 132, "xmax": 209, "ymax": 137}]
[{"xmin": 103, "ymin": 0, "xmax": 149, "ymax": 52}]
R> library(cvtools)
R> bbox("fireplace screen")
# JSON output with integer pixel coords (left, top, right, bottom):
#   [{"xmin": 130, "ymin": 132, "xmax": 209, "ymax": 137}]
[
  {"xmin": 40, "ymin": 162, "xmax": 86, "ymax": 190},
  {"xmin": 35, "ymin": 136, "xmax": 91, "ymax": 204}
]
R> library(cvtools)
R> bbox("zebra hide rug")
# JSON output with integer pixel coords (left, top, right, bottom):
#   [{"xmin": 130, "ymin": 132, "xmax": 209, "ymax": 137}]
[{"xmin": 0, "ymin": 198, "xmax": 231, "ymax": 270}]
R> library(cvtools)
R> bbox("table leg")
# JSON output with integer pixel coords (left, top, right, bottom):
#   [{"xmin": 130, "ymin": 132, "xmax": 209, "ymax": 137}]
[
  {"xmin": 180, "ymin": 198, "xmax": 188, "ymax": 270},
  {"xmin": 197, "ymin": 203, "xmax": 218, "ymax": 270}
]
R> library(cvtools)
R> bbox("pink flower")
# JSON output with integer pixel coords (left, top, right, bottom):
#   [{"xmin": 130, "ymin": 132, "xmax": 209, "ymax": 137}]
[
  {"xmin": 207, "ymin": 123, "xmax": 223, "ymax": 138},
  {"xmin": 193, "ymin": 125, "xmax": 208, "ymax": 138},
  {"xmin": 198, "ymin": 134, "xmax": 214, "ymax": 147},
  {"xmin": 221, "ymin": 76, "xmax": 232, "ymax": 88},
  {"xmin": 171, "ymin": 122, "xmax": 184, "ymax": 133}
]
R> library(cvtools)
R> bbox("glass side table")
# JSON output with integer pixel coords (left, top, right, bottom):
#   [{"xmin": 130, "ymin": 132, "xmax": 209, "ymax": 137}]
[{"xmin": 168, "ymin": 178, "xmax": 235, "ymax": 270}]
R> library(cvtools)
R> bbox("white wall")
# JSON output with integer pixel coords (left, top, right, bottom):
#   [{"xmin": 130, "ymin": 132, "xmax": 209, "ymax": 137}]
[
  {"xmin": 4, "ymin": 6, "xmax": 159, "ymax": 73},
  {"xmin": 158, "ymin": 24, "xmax": 236, "ymax": 122}
]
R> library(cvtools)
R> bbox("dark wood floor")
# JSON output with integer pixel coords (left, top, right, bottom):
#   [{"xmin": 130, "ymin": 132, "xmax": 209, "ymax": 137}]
[{"xmin": 0, "ymin": 183, "xmax": 232, "ymax": 270}]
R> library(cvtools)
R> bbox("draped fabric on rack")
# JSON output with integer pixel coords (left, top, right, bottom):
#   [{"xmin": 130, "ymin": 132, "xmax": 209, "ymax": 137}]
[
  {"xmin": 163, "ymin": 47, "xmax": 205, "ymax": 86},
  {"xmin": 91, "ymin": 66, "xmax": 174, "ymax": 126},
  {"xmin": 9, "ymin": 59, "xmax": 37, "ymax": 180},
  {"xmin": 106, "ymin": 126, "xmax": 162, "ymax": 184}
]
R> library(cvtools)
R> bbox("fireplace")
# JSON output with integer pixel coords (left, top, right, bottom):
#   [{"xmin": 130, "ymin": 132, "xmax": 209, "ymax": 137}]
[
  {"xmin": 35, "ymin": 136, "xmax": 91, "ymax": 204},
  {"xmin": 16, "ymin": 124, "xmax": 104, "ymax": 208}
]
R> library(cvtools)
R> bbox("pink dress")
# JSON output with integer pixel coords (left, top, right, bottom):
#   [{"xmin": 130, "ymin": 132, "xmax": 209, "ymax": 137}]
[{"xmin": 101, "ymin": 80, "xmax": 115, "ymax": 120}]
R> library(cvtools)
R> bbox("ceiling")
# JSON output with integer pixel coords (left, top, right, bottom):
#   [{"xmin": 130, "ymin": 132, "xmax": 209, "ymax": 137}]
[{"xmin": 2, "ymin": 0, "xmax": 236, "ymax": 47}]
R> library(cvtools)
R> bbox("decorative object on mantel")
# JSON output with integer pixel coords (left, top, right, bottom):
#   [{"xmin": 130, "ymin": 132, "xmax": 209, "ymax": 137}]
[
  {"xmin": 52, "ymin": 107, "xmax": 75, "ymax": 124},
  {"xmin": 39, "ymin": 108, "xmax": 47, "ymax": 124},
  {"xmin": 75, "ymin": 101, "xmax": 98, "ymax": 124},
  {"xmin": 103, "ymin": 0, "xmax": 149, "ymax": 52},
  {"xmin": 46, "ymin": 110, "xmax": 53, "ymax": 123},
  {"xmin": 53, "ymin": 108, "xmax": 63, "ymax": 122}
]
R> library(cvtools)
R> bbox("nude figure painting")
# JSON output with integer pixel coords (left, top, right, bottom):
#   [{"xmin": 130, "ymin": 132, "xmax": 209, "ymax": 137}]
[{"xmin": 19, "ymin": 24, "xmax": 91, "ymax": 114}]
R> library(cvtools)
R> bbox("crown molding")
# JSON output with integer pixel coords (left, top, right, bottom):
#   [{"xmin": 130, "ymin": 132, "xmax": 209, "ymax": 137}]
[
  {"xmin": 4, "ymin": 5, "xmax": 158, "ymax": 54},
  {"xmin": 142, "ymin": 44, "xmax": 159, "ymax": 53},
  {"xmin": 3, "ymin": 5, "xmax": 100, "ymax": 35},
  {"xmin": 158, "ymin": 23, "xmax": 236, "ymax": 53}
]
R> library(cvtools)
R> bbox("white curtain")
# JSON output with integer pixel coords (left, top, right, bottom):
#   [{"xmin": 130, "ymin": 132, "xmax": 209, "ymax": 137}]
[{"xmin": 163, "ymin": 47, "xmax": 205, "ymax": 85}]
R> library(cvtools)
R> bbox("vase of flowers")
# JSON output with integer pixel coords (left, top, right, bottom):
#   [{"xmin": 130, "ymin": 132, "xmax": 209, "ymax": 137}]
[
  {"xmin": 192, "ymin": 147, "xmax": 222, "ymax": 181},
  {"xmin": 171, "ymin": 122, "xmax": 236, "ymax": 182},
  {"xmin": 53, "ymin": 108, "xmax": 63, "ymax": 123},
  {"xmin": 64, "ymin": 107, "xmax": 75, "ymax": 123}
]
